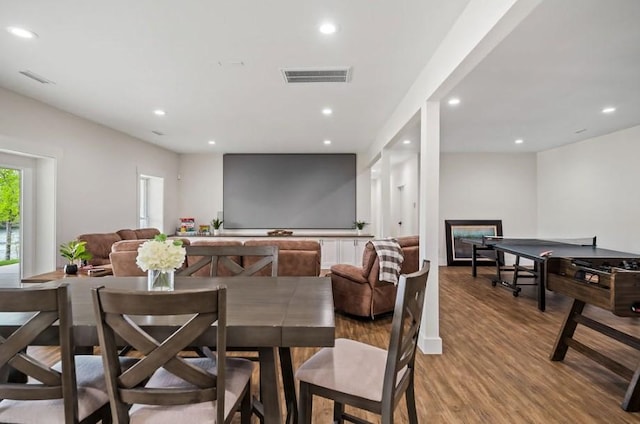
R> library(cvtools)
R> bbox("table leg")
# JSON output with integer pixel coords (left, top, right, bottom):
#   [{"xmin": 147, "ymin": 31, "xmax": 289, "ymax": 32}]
[
  {"xmin": 623, "ymin": 365, "xmax": 640, "ymax": 411},
  {"xmin": 259, "ymin": 347, "xmax": 282, "ymax": 424},
  {"xmin": 550, "ymin": 299, "xmax": 585, "ymax": 361},
  {"xmin": 538, "ymin": 261, "xmax": 546, "ymax": 312},
  {"xmin": 471, "ymin": 244, "xmax": 478, "ymax": 277},
  {"xmin": 279, "ymin": 347, "xmax": 298, "ymax": 424}
]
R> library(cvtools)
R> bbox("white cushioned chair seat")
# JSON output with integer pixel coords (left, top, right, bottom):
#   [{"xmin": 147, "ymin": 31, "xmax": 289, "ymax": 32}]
[
  {"xmin": 296, "ymin": 338, "xmax": 404, "ymax": 402},
  {"xmin": 129, "ymin": 357, "xmax": 253, "ymax": 423},
  {"xmin": 0, "ymin": 355, "xmax": 138, "ymax": 424}
]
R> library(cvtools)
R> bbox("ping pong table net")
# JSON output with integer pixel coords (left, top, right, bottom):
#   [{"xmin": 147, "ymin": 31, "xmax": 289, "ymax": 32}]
[{"xmin": 480, "ymin": 236, "xmax": 597, "ymax": 247}]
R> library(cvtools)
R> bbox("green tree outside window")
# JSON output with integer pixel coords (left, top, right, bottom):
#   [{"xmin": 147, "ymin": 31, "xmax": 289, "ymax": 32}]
[{"xmin": 0, "ymin": 169, "xmax": 20, "ymax": 261}]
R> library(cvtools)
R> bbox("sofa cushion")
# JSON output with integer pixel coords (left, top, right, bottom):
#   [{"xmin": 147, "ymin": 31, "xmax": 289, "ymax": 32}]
[
  {"xmin": 243, "ymin": 240, "xmax": 321, "ymax": 276},
  {"xmin": 134, "ymin": 228, "xmax": 161, "ymax": 239},
  {"xmin": 111, "ymin": 239, "xmax": 145, "ymax": 252},
  {"xmin": 111, "ymin": 238, "xmax": 190, "ymax": 252},
  {"xmin": 115, "ymin": 229, "xmax": 137, "ymax": 240},
  {"xmin": 77, "ymin": 233, "xmax": 122, "ymax": 266},
  {"xmin": 397, "ymin": 236, "xmax": 419, "ymax": 274},
  {"xmin": 398, "ymin": 235, "xmax": 419, "ymax": 248},
  {"xmin": 330, "ymin": 264, "xmax": 368, "ymax": 284}
]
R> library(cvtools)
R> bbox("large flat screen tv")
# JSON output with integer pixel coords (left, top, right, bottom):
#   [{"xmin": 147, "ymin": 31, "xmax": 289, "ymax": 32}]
[{"xmin": 223, "ymin": 154, "xmax": 356, "ymax": 229}]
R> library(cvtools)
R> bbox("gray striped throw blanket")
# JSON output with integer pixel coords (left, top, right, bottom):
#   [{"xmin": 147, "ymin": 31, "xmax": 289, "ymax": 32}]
[{"xmin": 370, "ymin": 238, "xmax": 404, "ymax": 285}]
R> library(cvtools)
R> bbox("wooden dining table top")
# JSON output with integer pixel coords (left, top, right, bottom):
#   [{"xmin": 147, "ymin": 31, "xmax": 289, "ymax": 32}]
[{"xmin": 0, "ymin": 275, "xmax": 336, "ymax": 349}]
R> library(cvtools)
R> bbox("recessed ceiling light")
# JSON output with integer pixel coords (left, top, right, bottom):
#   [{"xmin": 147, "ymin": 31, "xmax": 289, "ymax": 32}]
[
  {"xmin": 319, "ymin": 22, "xmax": 337, "ymax": 35},
  {"xmin": 514, "ymin": 139, "xmax": 524, "ymax": 144},
  {"xmin": 322, "ymin": 108, "xmax": 333, "ymax": 116},
  {"xmin": 447, "ymin": 97, "xmax": 461, "ymax": 106},
  {"xmin": 403, "ymin": 140, "xmax": 411, "ymax": 145},
  {"xmin": 153, "ymin": 109, "xmax": 166, "ymax": 116},
  {"xmin": 602, "ymin": 106, "xmax": 616, "ymax": 114},
  {"xmin": 323, "ymin": 139, "xmax": 332, "ymax": 145},
  {"xmin": 6, "ymin": 26, "xmax": 38, "ymax": 39},
  {"xmin": 208, "ymin": 140, "xmax": 216, "ymax": 145}
]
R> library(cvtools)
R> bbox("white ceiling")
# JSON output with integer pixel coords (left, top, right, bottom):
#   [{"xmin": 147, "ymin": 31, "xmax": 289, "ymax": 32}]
[
  {"xmin": 2, "ymin": 0, "xmax": 639, "ymax": 157},
  {"xmin": 440, "ymin": 0, "xmax": 640, "ymax": 153},
  {"xmin": 0, "ymin": 0, "xmax": 470, "ymax": 154}
]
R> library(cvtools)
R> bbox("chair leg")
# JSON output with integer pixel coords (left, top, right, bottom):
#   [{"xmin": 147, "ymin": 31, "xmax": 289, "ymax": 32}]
[
  {"xmin": 333, "ymin": 401, "xmax": 344, "ymax": 424},
  {"xmin": 240, "ymin": 385, "xmax": 252, "ymax": 424},
  {"xmin": 298, "ymin": 382, "xmax": 313, "ymax": 424},
  {"xmin": 405, "ymin": 379, "xmax": 418, "ymax": 424}
]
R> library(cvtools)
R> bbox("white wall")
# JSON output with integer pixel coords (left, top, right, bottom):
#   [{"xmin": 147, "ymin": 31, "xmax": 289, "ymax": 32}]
[
  {"xmin": 538, "ymin": 125, "xmax": 640, "ymax": 253},
  {"xmin": 178, "ymin": 153, "xmax": 223, "ymax": 230},
  {"xmin": 0, "ymin": 87, "xmax": 180, "ymax": 271},
  {"xmin": 178, "ymin": 153, "xmax": 373, "ymax": 235},
  {"xmin": 440, "ymin": 152, "xmax": 537, "ymax": 264}
]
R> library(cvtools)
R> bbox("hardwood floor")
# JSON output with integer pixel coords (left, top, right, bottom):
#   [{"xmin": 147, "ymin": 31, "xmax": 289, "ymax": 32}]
[
  {"xmin": 294, "ymin": 266, "xmax": 640, "ymax": 423},
  {"xmin": 30, "ymin": 266, "xmax": 640, "ymax": 423}
]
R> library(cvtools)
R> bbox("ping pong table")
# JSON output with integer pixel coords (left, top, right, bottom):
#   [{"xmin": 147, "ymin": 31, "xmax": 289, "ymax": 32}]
[{"xmin": 462, "ymin": 236, "xmax": 640, "ymax": 311}]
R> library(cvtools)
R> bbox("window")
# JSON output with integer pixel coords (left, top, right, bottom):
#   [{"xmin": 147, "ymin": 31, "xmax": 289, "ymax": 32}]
[
  {"xmin": 138, "ymin": 174, "xmax": 164, "ymax": 230},
  {"xmin": 139, "ymin": 176, "xmax": 149, "ymax": 228}
]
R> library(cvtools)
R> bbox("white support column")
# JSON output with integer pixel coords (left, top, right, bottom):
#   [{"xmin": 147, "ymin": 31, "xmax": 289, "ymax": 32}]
[
  {"xmin": 418, "ymin": 101, "xmax": 442, "ymax": 354},
  {"xmin": 380, "ymin": 150, "xmax": 392, "ymax": 238}
]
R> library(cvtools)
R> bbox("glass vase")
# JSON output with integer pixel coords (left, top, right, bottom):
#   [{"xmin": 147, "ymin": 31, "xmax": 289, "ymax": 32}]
[{"xmin": 147, "ymin": 269, "xmax": 175, "ymax": 291}]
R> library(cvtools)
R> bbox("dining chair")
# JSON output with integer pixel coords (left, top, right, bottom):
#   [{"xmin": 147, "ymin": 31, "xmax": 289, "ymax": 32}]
[
  {"xmin": 178, "ymin": 244, "xmax": 278, "ymax": 277},
  {"xmin": 92, "ymin": 285, "xmax": 253, "ymax": 424},
  {"xmin": 0, "ymin": 284, "xmax": 119, "ymax": 424},
  {"xmin": 295, "ymin": 261, "xmax": 431, "ymax": 424},
  {"xmin": 177, "ymin": 244, "xmax": 296, "ymax": 423}
]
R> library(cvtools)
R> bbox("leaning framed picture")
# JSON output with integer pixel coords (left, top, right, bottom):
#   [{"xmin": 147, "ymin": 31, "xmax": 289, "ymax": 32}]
[{"xmin": 445, "ymin": 220, "xmax": 503, "ymax": 266}]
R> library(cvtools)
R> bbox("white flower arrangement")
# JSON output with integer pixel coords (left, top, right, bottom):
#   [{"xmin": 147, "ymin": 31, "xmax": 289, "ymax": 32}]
[{"xmin": 136, "ymin": 234, "xmax": 186, "ymax": 272}]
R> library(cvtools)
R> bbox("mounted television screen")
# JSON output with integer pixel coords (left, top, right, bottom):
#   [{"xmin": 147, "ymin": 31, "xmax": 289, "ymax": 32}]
[{"xmin": 223, "ymin": 154, "xmax": 356, "ymax": 229}]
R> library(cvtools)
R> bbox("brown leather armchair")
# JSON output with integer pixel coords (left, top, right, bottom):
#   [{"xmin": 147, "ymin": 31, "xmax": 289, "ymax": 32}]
[{"xmin": 330, "ymin": 235, "xmax": 420, "ymax": 318}]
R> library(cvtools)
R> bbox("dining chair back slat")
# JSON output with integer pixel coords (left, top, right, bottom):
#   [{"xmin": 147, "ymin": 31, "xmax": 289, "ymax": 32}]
[
  {"xmin": 178, "ymin": 244, "xmax": 292, "ymax": 422},
  {"xmin": 178, "ymin": 245, "xmax": 278, "ymax": 277},
  {"xmin": 92, "ymin": 286, "xmax": 253, "ymax": 424},
  {"xmin": 0, "ymin": 284, "xmax": 110, "ymax": 423}
]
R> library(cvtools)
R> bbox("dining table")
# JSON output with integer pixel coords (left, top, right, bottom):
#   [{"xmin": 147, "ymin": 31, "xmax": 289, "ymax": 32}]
[{"xmin": 0, "ymin": 275, "xmax": 336, "ymax": 424}]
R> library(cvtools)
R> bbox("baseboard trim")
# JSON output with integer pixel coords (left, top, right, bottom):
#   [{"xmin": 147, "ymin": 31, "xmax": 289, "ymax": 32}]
[{"xmin": 418, "ymin": 335, "xmax": 442, "ymax": 354}]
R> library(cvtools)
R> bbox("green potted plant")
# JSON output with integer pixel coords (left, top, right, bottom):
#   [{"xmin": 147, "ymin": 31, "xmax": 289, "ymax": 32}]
[
  {"xmin": 59, "ymin": 240, "xmax": 93, "ymax": 274},
  {"xmin": 354, "ymin": 220, "xmax": 368, "ymax": 235},
  {"xmin": 211, "ymin": 218, "xmax": 224, "ymax": 236}
]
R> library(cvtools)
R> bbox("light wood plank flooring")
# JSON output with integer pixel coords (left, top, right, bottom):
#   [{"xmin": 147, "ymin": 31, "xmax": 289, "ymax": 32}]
[{"xmin": 30, "ymin": 266, "xmax": 640, "ymax": 423}]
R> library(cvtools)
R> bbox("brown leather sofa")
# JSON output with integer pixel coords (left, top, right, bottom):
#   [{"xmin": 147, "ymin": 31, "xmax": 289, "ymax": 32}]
[
  {"xmin": 109, "ymin": 237, "xmax": 191, "ymax": 276},
  {"xmin": 78, "ymin": 228, "xmax": 161, "ymax": 269},
  {"xmin": 330, "ymin": 236, "xmax": 420, "ymax": 318},
  {"xmin": 110, "ymin": 238, "xmax": 321, "ymax": 277}
]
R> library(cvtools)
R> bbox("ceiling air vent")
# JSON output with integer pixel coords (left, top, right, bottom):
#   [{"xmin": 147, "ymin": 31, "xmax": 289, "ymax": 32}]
[
  {"xmin": 19, "ymin": 70, "xmax": 54, "ymax": 84},
  {"xmin": 281, "ymin": 67, "xmax": 352, "ymax": 84}
]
